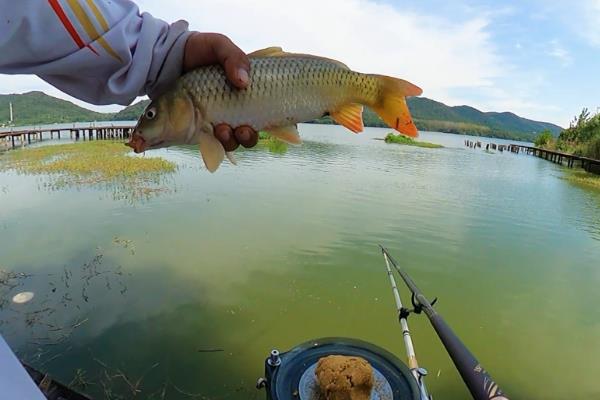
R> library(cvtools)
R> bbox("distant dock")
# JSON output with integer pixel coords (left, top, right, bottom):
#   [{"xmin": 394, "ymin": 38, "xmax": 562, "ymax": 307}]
[
  {"xmin": 464, "ymin": 139, "xmax": 600, "ymax": 175},
  {"xmin": 0, "ymin": 124, "xmax": 134, "ymax": 150},
  {"xmin": 512, "ymin": 144, "xmax": 600, "ymax": 174}
]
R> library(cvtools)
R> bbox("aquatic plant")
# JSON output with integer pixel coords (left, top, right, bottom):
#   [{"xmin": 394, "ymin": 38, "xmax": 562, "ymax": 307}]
[
  {"xmin": 384, "ymin": 133, "xmax": 443, "ymax": 148},
  {"xmin": 0, "ymin": 141, "xmax": 176, "ymax": 202},
  {"xmin": 258, "ymin": 131, "xmax": 288, "ymax": 154},
  {"xmin": 564, "ymin": 170, "xmax": 600, "ymax": 190}
]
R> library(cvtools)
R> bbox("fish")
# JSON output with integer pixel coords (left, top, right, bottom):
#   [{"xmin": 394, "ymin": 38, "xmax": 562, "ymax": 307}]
[{"xmin": 127, "ymin": 47, "xmax": 422, "ymax": 172}]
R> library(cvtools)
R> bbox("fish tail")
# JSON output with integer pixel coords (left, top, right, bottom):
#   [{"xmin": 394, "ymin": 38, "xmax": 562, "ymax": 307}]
[{"xmin": 368, "ymin": 75, "xmax": 422, "ymax": 137}]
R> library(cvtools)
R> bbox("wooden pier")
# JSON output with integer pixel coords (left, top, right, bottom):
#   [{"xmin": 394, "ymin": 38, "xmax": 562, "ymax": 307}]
[
  {"xmin": 0, "ymin": 125, "xmax": 134, "ymax": 150},
  {"xmin": 464, "ymin": 140, "xmax": 600, "ymax": 175},
  {"xmin": 511, "ymin": 145, "xmax": 600, "ymax": 174}
]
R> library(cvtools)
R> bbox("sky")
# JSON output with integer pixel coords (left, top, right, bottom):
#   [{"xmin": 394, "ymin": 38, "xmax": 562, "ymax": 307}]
[{"xmin": 1, "ymin": 0, "xmax": 599, "ymax": 127}]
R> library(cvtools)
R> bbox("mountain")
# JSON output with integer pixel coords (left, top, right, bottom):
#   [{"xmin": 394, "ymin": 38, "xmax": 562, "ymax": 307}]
[
  {"xmin": 408, "ymin": 98, "xmax": 562, "ymax": 139},
  {"xmin": 111, "ymin": 99, "xmax": 150, "ymax": 121},
  {"xmin": 0, "ymin": 91, "xmax": 562, "ymax": 141},
  {"xmin": 314, "ymin": 97, "xmax": 562, "ymax": 141},
  {"xmin": 0, "ymin": 91, "xmax": 108, "ymax": 125}
]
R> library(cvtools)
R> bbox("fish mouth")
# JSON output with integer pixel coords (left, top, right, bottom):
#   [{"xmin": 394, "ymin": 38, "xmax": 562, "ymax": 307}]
[
  {"xmin": 126, "ymin": 132, "xmax": 146, "ymax": 153},
  {"xmin": 126, "ymin": 133, "xmax": 165, "ymax": 153}
]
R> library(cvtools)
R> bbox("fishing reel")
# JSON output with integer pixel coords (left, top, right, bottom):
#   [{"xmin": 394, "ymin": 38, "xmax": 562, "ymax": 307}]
[{"xmin": 257, "ymin": 338, "xmax": 421, "ymax": 400}]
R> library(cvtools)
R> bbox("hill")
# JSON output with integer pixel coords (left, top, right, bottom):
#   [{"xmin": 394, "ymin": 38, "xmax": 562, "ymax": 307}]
[
  {"xmin": 0, "ymin": 92, "xmax": 108, "ymax": 126},
  {"xmin": 111, "ymin": 99, "xmax": 150, "ymax": 121},
  {"xmin": 312, "ymin": 97, "xmax": 562, "ymax": 141},
  {"xmin": 409, "ymin": 98, "xmax": 562, "ymax": 138},
  {"xmin": 0, "ymin": 91, "xmax": 562, "ymax": 141}
]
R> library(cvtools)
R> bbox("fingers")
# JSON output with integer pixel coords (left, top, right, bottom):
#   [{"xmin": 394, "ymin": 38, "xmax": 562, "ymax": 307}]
[
  {"xmin": 214, "ymin": 124, "xmax": 238, "ymax": 152},
  {"xmin": 234, "ymin": 126, "xmax": 259, "ymax": 148},
  {"xmin": 183, "ymin": 32, "xmax": 250, "ymax": 89},
  {"xmin": 212, "ymin": 35, "xmax": 250, "ymax": 89},
  {"xmin": 214, "ymin": 124, "xmax": 258, "ymax": 150}
]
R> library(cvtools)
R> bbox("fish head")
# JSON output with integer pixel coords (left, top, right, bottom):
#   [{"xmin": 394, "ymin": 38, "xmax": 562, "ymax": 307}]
[{"xmin": 127, "ymin": 91, "xmax": 196, "ymax": 153}]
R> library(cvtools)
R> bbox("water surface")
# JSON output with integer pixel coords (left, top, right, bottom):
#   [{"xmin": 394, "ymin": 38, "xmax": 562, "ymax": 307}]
[{"xmin": 1, "ymin": 125, "xmax": 599, "ymax": 399}]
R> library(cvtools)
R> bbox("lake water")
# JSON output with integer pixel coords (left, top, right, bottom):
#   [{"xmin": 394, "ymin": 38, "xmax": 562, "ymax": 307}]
[{"xmin": 1, "ymin": 124, "xmax": 599, "ymax": 399}]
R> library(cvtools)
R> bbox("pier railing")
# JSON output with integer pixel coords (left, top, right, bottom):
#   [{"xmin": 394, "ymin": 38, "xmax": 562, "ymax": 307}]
[
  {"xmin": 512, "ymin": 144, "xmax": 600, "ymax": 174},
  {"xmin": 463, "ymin": 139, "xmax": 600, "ymax": 174},
  {"xmin": 0, "ymin": 124, "xmax": 135, "ymax": 150}
]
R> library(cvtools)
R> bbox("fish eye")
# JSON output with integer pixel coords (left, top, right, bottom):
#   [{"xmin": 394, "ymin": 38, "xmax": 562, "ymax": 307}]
[{"xmin": 145, "ymin": 107, "xmax": 157, "ymax": 120}]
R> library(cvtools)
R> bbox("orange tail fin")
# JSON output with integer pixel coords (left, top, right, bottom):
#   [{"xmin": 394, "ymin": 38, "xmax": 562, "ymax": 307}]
[{"xmin": 369, "ymin": 75, "xmax": 422, "ymax": 137}]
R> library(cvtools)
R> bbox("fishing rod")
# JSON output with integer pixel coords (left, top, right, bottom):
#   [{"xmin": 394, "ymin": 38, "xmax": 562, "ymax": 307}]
[
  {"xmin": 380, "ymin": 246, "xmax": 509, "ymax": 400},
  {"xmin": 382, "ymin": 249, "xmax": 430, "ymax": 400}
]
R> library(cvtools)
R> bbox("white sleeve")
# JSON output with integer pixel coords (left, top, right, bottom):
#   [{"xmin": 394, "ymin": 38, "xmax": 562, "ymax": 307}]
[{"xmin": 0, "ymin": 0, "xmax": 192, "ymax": 105}]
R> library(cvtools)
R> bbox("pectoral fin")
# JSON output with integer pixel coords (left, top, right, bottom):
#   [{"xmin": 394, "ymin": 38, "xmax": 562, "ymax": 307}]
[
  {"xmin": 226, "ymin": 152, "xmax": 238, "ymax": 165},
  {"xmin": 330, "ymin": 103, "xmax": 364, "ymax": 133},
  {"xmin": 263, "ymin": 125, "xmax": 302, "ymax": 144},
  {"xmin": 198, "ymin": 130, "xmax": 225, "ymax": 173}
]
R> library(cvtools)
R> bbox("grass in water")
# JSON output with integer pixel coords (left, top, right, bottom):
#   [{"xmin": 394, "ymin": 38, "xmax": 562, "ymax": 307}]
[
  {"xmin": 563, "ymin": 169, "xmax": 600, "ymax": 190},
  {"xmin": 384, "ymin": 133, "xmax": 443, "ymax": 148},
  {"xmin": 258, "ymin": 131, "xmax": 288, "ymax": 154},
  {"xmin": 0, "ymin": 141, "xmax": 176, "ymax": 202}
]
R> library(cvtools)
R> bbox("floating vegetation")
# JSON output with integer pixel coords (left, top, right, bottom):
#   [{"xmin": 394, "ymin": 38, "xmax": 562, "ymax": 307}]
[
  {"xmin": 384, "ymin": 133, "xmax": 443, "ymax": 148},
  {"xmin": 1, "ymin": 249, "xmax": 130, "ymax": 349},
  {"xmin": 113, "ymin": 236, "xmax": 136, "ymax": 256},
  {"xmin": 0, "ymin": 141, "xmax": 177, "ymax": 202},
  {"xmin": 0, "ymin": 269, "xmax": 32, "ymax": 310},
  {"xmin": 258, "ymin": 131, "xmax": 289, "ymax": 154},
  {"xmin": 63, "ymin": 356, "xmax": 247, "ymax": 400},
  {"xmin": 563, "ymin": 170, "xmax": 600, "ymax": 190}
]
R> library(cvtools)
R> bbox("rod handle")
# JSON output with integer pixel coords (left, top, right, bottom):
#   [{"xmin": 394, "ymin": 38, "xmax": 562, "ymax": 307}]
[{"xmin": 429, "ymin": 313, "xmax": 508, "ymax": 400}]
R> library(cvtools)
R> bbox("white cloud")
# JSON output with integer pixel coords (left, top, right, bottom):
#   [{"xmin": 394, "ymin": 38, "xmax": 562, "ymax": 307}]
[
  {"xmin": 583, "ymin": 0, "xmax": 600, "ymax": 46},
  {"xmin": 533, "ymin": 0, "xmax": 600, "ymax": 47},
  {"xmin": 2, "ymin": 0, "xmax": 567, "ymax": 124},
  {"xmin": 547, "ymin": 40, "xmax": 572, "ymax": 67},
  {"xmin": 140, "ymin": 0, "xmax": 502, "ymax": 103}
]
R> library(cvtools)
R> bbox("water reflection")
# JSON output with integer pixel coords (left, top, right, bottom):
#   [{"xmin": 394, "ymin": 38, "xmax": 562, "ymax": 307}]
[{"xmin": 0, "ymin": 125, "xmax": 600, "ymax": 399}]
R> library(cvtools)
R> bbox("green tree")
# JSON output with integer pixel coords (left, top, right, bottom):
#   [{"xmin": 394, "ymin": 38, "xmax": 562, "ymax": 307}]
[{"xmin": 534, "ymin": 129, "xmax": 554, "ymax": 148}]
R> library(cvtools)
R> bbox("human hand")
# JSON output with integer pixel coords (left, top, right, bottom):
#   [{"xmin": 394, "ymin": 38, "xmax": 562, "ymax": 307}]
[{"xmin": 183, "ymin": 32, "xmax": 258, "ymax": 151}]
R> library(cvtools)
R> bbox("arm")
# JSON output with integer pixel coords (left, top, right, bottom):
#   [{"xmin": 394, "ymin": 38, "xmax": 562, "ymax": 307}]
[
  {"xmin": 0, "ymin": 0, "xmax": 257, "ymax": 147},
  {"xmin": 1, "ymin": 0, "xmax": 189, "ymax": 105}
]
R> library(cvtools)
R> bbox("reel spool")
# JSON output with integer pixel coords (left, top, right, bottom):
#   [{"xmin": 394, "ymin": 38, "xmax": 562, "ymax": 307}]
[{"xmin": 258, "ymin": 338, "xmax": 419, "ymax": 400}]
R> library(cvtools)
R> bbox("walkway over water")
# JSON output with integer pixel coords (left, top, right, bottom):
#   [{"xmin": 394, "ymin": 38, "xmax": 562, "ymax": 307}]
[
  {"xmin": 463, "ymin": 139, "xmax": 600, "ymax": 175},
  {"xmin": 0, "ymin": 124, "xmax": 135, "ymax": 149},
  {"xmin": 513, "ymin": 144, "xmax": 600, "ymax": 174}
]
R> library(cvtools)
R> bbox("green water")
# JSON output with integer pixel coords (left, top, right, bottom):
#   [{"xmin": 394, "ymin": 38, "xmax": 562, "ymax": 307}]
[{"xmin": 1, "ymin": 124, "xmax": 600, "ymax": 399}]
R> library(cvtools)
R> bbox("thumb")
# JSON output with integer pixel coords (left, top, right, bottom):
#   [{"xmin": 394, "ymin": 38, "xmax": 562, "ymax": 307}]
[{"xmin": 183, "ymin": 33, "xmax": 250, "ymax": 89}]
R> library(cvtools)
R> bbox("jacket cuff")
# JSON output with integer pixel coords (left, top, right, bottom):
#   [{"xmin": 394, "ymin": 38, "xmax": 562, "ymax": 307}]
[{"xmin": 146, "ymin": 20, "xmax": 192, "ymax": 99}]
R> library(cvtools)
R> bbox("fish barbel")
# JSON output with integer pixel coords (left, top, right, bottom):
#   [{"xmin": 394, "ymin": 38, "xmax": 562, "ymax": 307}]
[{"xmin": 127, "ymin": 47, "xmax": 422, "ymax": 172}]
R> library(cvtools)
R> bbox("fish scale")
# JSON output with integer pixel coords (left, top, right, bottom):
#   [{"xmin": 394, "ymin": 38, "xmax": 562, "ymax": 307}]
[
  {"xmin": 180, "ymin": 56, "xmax": 370, "ymax": 129},
  {"xmin": 129, "ymin": 48, "xmax": 422, "ymax": 172}
]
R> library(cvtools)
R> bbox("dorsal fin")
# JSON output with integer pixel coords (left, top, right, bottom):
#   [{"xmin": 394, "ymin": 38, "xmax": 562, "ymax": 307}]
[
  {"xmin": 247, "ymin": 47, "xmax": 349, "ymax": 69},
  {"xmin": 248, "ymin": 47, "xmax": 286, "ymax": 57}
]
